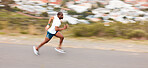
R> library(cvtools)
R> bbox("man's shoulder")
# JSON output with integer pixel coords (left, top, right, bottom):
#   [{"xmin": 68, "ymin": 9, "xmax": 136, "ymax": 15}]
[{"xmin": 50, "ymin": 16, "xmax": 54, "ymax": 19}]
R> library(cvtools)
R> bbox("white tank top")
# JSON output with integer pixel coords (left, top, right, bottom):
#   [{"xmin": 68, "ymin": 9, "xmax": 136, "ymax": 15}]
[{"xmin": 48, "ymin": 16, "xmax": 61, "ymax": 34}]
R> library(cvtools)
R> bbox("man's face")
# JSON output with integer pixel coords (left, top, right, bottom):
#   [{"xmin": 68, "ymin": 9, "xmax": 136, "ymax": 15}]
[{"xmin": 58, "ymin": 14, "xmax": 63, "ymax": 19}]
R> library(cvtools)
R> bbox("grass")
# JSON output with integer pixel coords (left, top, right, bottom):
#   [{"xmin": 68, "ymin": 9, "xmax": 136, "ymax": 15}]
[
  {"xmin": 0, "ymin": 9, "xmax": 31, "ymax": 18},
  {"xmin": 0, "ymin": 32, "xmax": 6, "ymax": 35},
  {"xmin": 8, "ymin": 33, "xmax": 19, "ymax": 36},
  {"xmin": 0, "ymin": 9, "xmax": 148, "ymax": 40},
  {"xmin": 0, "ymin": 9, "xmax": 48, "ymax": 35},
  {"xmin": 64, "ymin": 22, "xmax": 148, "ymax": 40}
]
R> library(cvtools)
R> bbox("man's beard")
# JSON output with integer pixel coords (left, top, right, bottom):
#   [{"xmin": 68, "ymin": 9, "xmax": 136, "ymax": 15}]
[{"xmin": 59, "ymin": 17, "xmax": 63, "ymax": 19}]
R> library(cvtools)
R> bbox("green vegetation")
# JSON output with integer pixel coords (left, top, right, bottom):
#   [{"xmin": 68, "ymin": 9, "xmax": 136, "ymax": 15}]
[
  {"xmin": 96, "ymin": 2, "xmax": 105, "ymax": 8},
  {"xmin": 12, "ymin": 7, "xmax": 23, "ymax": 12},
  {"xmin": 0, "ymin": 9, "xmax": 48, "ymax": 35},
  {"xmin": 0, "ymin": 32, "xmax": 6, "ymax": 35},
  {"xmin": 41, "ymin": 12, "xmax": 48, "ymax": 17},
  {"xmin": 141, "ymin": 8, "xmax": 148, "ymax": 12},
  {"xmin": 53, "ymin": 7, "xmax": 61, "ymax": 11},
  {"xmin": 67, "ymin": 10, "xmax": 79, "ymax": 15},
  {"xmin": 0, "ymin": 9, "xmax": 30, "ymax": 18},
  {"xmin": 127, "ymin": 29, "xmax": 147, "ymax": 38},
  {"xmin": 67, "ymin": 10, "xmax": 94, "ymax": 19},
  {"xmin": 1, "ymin": 0, "xmax": 15, "ymax": 11},
  {"xmin": 0, "ymin": 9, "xmax": 148, "ymax": 40},
  {"xmin": 61, "ymin": 0, "xmax": 71, "ymax": 7},
  {"xmin": 66, "ymin": 21, "xmax": 148, "ymax": 39}
]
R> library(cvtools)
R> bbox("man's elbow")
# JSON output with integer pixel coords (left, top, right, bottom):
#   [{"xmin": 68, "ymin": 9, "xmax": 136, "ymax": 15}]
[{"xmin": 55, "ymin": 28, "xmax": 58, "ymax": 31}]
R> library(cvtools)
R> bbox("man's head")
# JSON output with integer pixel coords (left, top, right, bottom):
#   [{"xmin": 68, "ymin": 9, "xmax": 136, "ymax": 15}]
[{"xmin": 57, "ymin": 12, "xmax": 63, "ymax": 19}]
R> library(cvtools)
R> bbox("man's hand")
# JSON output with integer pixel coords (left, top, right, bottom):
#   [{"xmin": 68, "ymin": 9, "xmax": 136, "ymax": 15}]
[
  {"xmin": 64, "ymin": 24, "xmax": 69, "ymax": 29},
  {"xmin": 55, "ymin": 24, "xmax": 69, "ymax": 31},
  {"xmin": 45, "ymin": 25, "xmax": 50, "ymax": 31}
]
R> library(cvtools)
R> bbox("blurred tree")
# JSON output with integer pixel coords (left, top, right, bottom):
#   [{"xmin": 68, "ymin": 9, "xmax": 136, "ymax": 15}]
[
  {"xmin": 53, "ymin": 7, "xmax": 61, "ymax": 11},
  {"xmin": 96, "ymin": 2, "xmax": 104, "ymax": 8},
  {"xmin": 61, "ymin": 0, "xmax": 71, "ymax": 7},
  {"xmin": 41, "ymin": 12, "xmax": 48, "ymax": 17},
  {"xmin": 141, "ymin": 8, "xmax": 148, "ymax": 12},
  {"xmin": 1, "ymin": 0, "xmax": 15, "ymax": 10},
  {"xmin": 1, "ymin": 0, "xmax": 14, "ymax": 6},
  {"xmin": 67, "ymin": 10, "xmax": 79, "ymax": 15}
]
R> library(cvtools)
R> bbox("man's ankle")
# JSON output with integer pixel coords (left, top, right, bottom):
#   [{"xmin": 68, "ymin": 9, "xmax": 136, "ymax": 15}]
[
  {"xmin": 36, "ymin": 47, "xmax": 39, "ymax": 51},
  {"xmin": 57, "ymin": 47, "xmax": 61, "ymax": 49}
]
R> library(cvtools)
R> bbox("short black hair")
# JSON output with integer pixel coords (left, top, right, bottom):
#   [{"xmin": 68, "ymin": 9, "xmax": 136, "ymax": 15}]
[{"xmin": 57, "ymin": 12, "xmax": 63, "ymax": 16}]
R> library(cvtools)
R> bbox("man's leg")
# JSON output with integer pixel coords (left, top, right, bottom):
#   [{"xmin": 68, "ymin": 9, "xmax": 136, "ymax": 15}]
[
  {"xmin": 36, "ymin": 37, "xmax": 50, "ymax": 51},
  {"xmin": 55, "ymin": 32, "xmax": 64, "ymax": 49}
]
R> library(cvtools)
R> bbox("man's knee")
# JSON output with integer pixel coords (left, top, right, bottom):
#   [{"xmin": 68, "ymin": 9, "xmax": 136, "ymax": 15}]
[
  {"xmin": 60, "ymin": 36, "xmax": 64, "ymax": 39},
  {"xmin": 45, "ymin": 39, "xmax": 49, "ymax": 43},
  {"xmin": 45, "ymin": 40, "xmax": 49, "ymax": 43}
]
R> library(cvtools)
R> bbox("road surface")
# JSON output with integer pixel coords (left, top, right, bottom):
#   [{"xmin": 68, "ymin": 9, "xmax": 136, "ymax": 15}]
[{"xmin": 0, "ymin": 43, "xmax": 148, "ymax": 68}]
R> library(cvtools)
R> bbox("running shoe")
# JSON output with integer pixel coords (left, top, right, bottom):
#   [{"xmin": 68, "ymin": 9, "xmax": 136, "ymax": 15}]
[
  {"xmin": 33, "ymin": 46, "xmax": 39, "ymax": 56},
  {"xmin": 54, "ymin": 48, "xmax": 66, "ymax": 53}
]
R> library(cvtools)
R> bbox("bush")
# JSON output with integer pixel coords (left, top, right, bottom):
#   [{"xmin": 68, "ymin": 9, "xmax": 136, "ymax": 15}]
[
  {"xmin": 104, "ymin": 28, "xmax": 116, "ymax": 37},
  {"xmin": 72, "ymin": 23, "xmax": 119, "ymax": 37},
  {"xmin": 69, "ymin": 21, "xmax": 148, "ymax": 39},
  {"xmin": 77, "ymin": 15, "xmax": 87, "ymax": 19},
  {"xmin": 0, "ymin": 21, "xmax": 9, "ymax": 30},
  {"xmin": 67, "ymin": 10, "xmax": 79, "ymax": 15},
  {"xmin": 0, "ymin": 32, "xmax": 6, "ymax": 35},
  {"xmin": 146, "ymin": 33, "xmax": 148, "ymax": 39},
  {"xmin": 127, "ymin": 29, "xmax": 147, "ymax": 38},
  {"xmin": 96, "ymin": 2, "xmax": 105, "ymax": 8},
  {"xmin": 53, "ymin": 7, "xmax": 61, "ymax": 11},
  {"xmin": 143, "ymin": 21, "xmax": 148, "ymax": 32},
  {"xmin": 20, "ymin": 31, "xmax": 29, "ymax": 34},
  {"xmin": 12, "ymin": 7, "xmax": 23, "ymax": 12},
  {"xmin": 72, "ymin": 23, "xmax": 105, "ymax": 37},
  {"xmin": 73, "ymin": 24, "xmax": 96, "ymax": 37},
  {"xmin": 41, "ymin": 12, "xmax": 48, "ymax": 17}
]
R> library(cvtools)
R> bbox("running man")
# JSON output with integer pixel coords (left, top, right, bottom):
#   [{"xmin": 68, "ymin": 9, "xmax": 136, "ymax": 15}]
[{"xmin": 33, "ymin": 12, "xmax": 68, "ymax": 55}]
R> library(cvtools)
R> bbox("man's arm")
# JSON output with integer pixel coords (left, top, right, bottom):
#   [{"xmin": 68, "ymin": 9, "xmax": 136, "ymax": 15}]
[
  {"xmin": 48, "ymin": 16, "xmax": 54, "ymax": 24},
  {"xmin": 55, "ymin": 24, "xmax": 68, "ymax": 31},
  {"xmin": 45, "ymin": 16, "xmax": 54, "ymax": 31}
]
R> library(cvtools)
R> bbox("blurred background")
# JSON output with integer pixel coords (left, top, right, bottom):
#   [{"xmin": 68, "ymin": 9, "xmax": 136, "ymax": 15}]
[
  {"xmin": 1, "ymin": 1, "xmax": 148, "ymax": 67},
  {"xmin": 1, "ymin": 1, "xmax": 148, "ymax": 68},
  {"xmin": 0, "ymin": 0, "xmax": 148, "ymax": 40}
]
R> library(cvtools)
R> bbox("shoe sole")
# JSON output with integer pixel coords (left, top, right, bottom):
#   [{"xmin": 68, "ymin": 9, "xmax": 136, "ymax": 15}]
[{"xmin": 54, "ymin": 48, "xmax": 66, "ymax": 53}]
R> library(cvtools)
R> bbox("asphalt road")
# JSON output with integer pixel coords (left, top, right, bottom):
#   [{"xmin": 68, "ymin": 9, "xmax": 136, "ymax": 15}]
[{"xmin": 0, "ymin": 43, "xmax": 148, "ymax": 68}]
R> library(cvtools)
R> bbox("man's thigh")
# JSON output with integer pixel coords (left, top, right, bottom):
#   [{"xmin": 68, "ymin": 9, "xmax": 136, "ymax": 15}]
[{"xmin": 55, "ymin": 32, "xmax": 64, "ymax": 38}]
